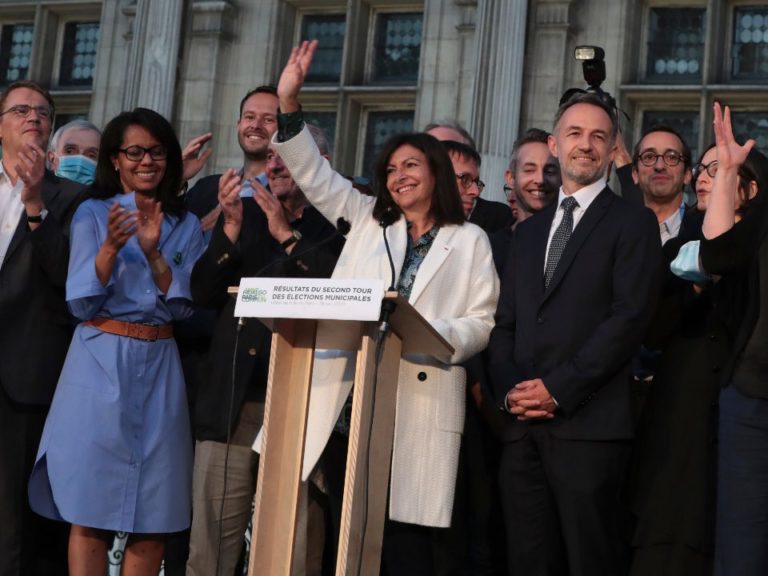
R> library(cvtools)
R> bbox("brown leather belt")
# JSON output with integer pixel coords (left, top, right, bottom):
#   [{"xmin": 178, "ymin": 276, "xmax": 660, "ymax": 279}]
[{"xmin": 83, "ymin": 318, "xmax": 173, "ymax": 341}]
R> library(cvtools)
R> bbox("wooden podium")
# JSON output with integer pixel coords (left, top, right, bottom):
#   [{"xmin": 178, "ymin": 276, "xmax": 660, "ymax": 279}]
[{"xmin": 242, "ymin": 290, "xmax": 454, "ymax": 576}]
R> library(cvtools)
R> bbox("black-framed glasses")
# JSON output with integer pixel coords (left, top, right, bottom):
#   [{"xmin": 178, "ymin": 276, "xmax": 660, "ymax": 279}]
[
  {"xmin": 692, "ymin": 160, "xmax": 718, "ymax": 181},
  {"xmin": 636, "ymin": 150, "xmax": 687, "ymax": 167},
  {"xmin": 503, "ymin": 184, "xmax": 514, "ymax": 198},
  {"xmin": 456, "ymin": 173, "xmax": 485, "ymax": 192},
  {"xmin": 0, "ymin": 104, "xmax": 54, "ymax": 121},
  {"xmin": 118, "ymin": 145, "xmax": 168, "ymax": 162}
]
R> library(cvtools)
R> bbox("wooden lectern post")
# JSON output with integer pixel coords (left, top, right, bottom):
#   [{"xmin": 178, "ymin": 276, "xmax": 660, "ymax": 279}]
[
  {"xmin": 244, "ymin": 290, "xmax": 453, "ymax": 576},
  {"xmin": 247, "ymin": 318, "xmax": 317, "ymax": 575}
]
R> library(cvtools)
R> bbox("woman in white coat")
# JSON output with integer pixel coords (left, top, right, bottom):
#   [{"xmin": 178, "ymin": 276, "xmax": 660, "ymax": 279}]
[{"xmin": 265, "ymin": 40, "xmax": 499, "ymax": 574}]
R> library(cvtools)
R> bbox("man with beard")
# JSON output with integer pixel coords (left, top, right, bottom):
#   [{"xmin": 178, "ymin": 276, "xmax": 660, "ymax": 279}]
[
  {"xmin": 631, "ymin": 125, "xmax": 693, "ymax": 245},
  {"xmin": 489, "ymin": 92, "xmax": 662, "ymax": 576},
  {"xmin": 185, "ymin": 85, "xmax": 279, "ymax": 236},
  {"xmin": 187, "ymin": 125, "xmax": 343, "ymax": 576}
]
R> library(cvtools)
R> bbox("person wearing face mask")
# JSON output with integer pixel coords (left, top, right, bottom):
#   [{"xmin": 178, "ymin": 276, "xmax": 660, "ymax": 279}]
[{"xmin": 47, "ymin": 119, "xmax": 101, "ymax": 185}]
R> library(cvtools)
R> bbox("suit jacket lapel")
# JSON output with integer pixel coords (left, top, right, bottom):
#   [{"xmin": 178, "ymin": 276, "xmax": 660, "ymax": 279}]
[
  {"xmin": 542, "ymin": 187, "xmax": 614, "ymax": 302},
  {"xmin": 408, "ymin": 225, "xmax": 456, "ymax": 304},
  {"xmin": 2, "ymin": 214, "xmax": 27, "ymax": 267}
]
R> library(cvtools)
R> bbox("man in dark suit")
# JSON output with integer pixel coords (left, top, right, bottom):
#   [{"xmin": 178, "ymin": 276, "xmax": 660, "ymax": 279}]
[
  {"xmin": 0, "ymin": 81, "xmax": 83, "ymax": 575},
  {"xmin": 468, "ymin": 196, "xmax": 514, "ymax": 234},
  {"xmin": 489, "ymin": 92, "xmax": 662, "ymax": 576},
  {"xmin": 186, "ymin": 85, "xmax": 279, "ymax": 236}
]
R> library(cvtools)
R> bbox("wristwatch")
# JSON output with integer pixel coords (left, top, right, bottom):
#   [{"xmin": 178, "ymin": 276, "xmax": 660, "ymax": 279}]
[
  {"xmin": 26, "ymin": 209, "xmax": 48, "ymax": 224},
  {"xmin": 280, "ymin": 229, "xmax": 302, "ymax": 249}
]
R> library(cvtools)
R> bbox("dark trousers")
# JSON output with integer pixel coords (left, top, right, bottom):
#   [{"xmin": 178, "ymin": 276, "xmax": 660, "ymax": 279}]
[
  {"xmin": 381, "ymin": 519, "xmax": 436, "ymax": 576},
  {"xmin": 0, "ymin": 386, "xmax": 67, "ymax": 576},
  {"xmin": 715, "ymin": 386, "xmax": 768, "ymax": 576},
  {"xmin": 498, "ymin": 427, "xmax": 632, "ymax": 576}
]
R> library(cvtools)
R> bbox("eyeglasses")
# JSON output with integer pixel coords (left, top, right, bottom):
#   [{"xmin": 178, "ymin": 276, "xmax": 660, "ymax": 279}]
[
  {"xmin": 118, "ymin": 145, "xmax": 168, "ymax": 162},
  {"xmin": 456, "ymin": 173, "xmax": 485, "ymax": 192},
  {"xmin": 692, "ymin": 160, "xmax": 718, "ymax": 180},
  {"xmin": 0, "ymin": 104, "xmax": 54, "ymax": 121},
  {"xmin": 636, "ymin": 150, "xmax": 687, "ymax": 168},
  {"xmin": 503, "ymin": 184, "xmax": 515, "ymax": 198}
]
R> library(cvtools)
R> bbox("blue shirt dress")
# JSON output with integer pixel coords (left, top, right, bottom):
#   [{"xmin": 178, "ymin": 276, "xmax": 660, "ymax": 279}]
[{"xmin": 28, "ymin": 192, "xmax": 204, "ymax": 533}]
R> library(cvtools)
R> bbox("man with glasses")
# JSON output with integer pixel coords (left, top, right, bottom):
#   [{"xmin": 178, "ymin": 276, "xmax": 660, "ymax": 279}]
[
  {"xmin": 427, "ymin": 122, "xmax": 513, "ymax": 234},
  {"xmin": 631, "ymin": 125, "xmax": 693, "ymax": 245},
  {"xmin": 441, "ymin": 139, "xmax": 513, "ymax": 233},
  {"xmin": 0, "ymin": 81, "xmax": 83, "ymax": 575}
]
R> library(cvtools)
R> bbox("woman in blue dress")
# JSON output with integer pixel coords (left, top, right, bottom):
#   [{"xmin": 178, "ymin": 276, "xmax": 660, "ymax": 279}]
[{"xmin": 28, "ymin": 108, "xmax": 204, "ymax": 575}]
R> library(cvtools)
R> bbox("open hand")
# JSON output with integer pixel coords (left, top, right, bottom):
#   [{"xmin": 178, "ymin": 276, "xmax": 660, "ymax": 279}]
[
  {"xmin": 218, "ymin": 169, "xmax": 243, "ymax": 225},
  {"xmin": 252, "ymin": 179, "xmax": 293, "ymax": 243},
  {"xmin": 16, "ymin": 142, "xmax": 46, "ymax": 208},
  {"xmin": 182, "ymin": 132, "xmax": 214, "ymax": 182},
  {"xmin": 136, "ymin": 200, "xmax": 163, "ymax": 256},
  {"xmin": 713, "ymin": 102, "xmax": 755, "ymax": 172},
  {"xmin": 277, "ymin": 40, "xmax": 318, "ymax": 113},
  {"xmin": 106, "ymin": 202, "xmax": 138, "ymax": 252}
]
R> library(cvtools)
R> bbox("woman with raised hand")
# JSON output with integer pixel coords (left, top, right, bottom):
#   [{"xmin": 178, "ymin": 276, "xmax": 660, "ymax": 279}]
[
  {"xmin": 28, "ymin": 108, "xmax": 204, "ymax": 575},
  {"xmin": 699, "ymin": 102, "xmax": 768, "ymax": 576},
  {"xmin": 629, "ymin": 133, "xmax": 766, "ymax": 576},
  {"xmin": 269, "ymin": 41, "xmax": 498, "ymax": 574}
]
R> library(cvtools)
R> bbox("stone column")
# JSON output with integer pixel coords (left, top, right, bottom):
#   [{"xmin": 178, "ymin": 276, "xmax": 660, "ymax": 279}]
[
  {"xmin": 469, "ymin": 0, "xmax": 528, "ymax": 203},
  {"xmin": 122, "ymin": 0, "xmax": 184, "ymax": 118},
  {"xmin": 175, "ymin": 0, "xmax": 237, "ymax": 176},
  {"xmin": 521, "ymin": 0, "xmax": 575, "ymax": 133}
]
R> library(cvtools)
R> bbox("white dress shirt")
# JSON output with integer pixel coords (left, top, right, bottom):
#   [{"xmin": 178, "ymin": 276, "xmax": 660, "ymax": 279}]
[
  {"xmin": 544, "ymin": 177, "xmax": 607, "ymax": 271},
  {"xmin": 659, "ymin": 200, "xmax": 684, "ymax": 245},
  {"xmin": 0, "ymin": 162, "xmax": 24, "ymax": 269}
]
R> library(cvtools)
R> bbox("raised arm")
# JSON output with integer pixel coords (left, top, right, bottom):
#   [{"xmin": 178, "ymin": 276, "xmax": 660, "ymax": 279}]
[{"xmin": 702, "ymin": 102, "xmax": 755, "ymax": 240}]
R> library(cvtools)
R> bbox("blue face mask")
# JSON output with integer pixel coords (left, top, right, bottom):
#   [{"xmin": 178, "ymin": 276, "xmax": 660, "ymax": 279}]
[{"xmin": 56, "ymin": 154, "xmax": 97, "ymax": 185}]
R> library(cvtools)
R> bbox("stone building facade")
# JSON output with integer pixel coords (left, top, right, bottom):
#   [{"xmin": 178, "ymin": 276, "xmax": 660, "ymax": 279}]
[{"xmin": 2, "ymin": 0, "xmax": 767, "ymax": 201}]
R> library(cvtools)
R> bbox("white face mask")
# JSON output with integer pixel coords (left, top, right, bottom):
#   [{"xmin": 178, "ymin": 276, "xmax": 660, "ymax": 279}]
[{"xmin": 55, "ymin": 154, "xmax": 97, "ymax": 185}]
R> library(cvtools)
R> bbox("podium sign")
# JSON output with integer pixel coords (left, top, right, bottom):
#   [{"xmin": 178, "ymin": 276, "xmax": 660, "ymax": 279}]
[
  {"xmin": 235, "ymin": 277, "xmax": 385, "ymax": 321},
  {"xmin": 243, "ymin": 284, "xmax": 453, "ymax": 576}
]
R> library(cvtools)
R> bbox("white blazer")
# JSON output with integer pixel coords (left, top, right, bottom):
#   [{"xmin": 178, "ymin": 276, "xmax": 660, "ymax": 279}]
[{"xmin": 267, "ymin": 126, "xmax": 499, "ymax": 527}]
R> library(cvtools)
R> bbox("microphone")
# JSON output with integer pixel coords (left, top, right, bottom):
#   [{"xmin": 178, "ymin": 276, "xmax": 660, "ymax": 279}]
[
  {"xmin": 253, "ymin": 217, "xmax": 350, "ymax": 277},
  {"xmin": 378, "ymin": 208, "xmax": 398, "ymax": 229},
  {"xmin": 379, "ymin": 209, "xmax": 398, "ymax": 333},
  {"xmin": 379, "ymin": 209, "xmax": 397, "ymax": 292},
  {"xmin": 336, "ymin": 216, "xmax": 352, "ymax": 236}
]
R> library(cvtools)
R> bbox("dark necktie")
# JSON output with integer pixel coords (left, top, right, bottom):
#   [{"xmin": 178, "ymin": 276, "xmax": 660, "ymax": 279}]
[{"xmin": 544, "ymin": 196, "xmax": 578, "ymax": 288}]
